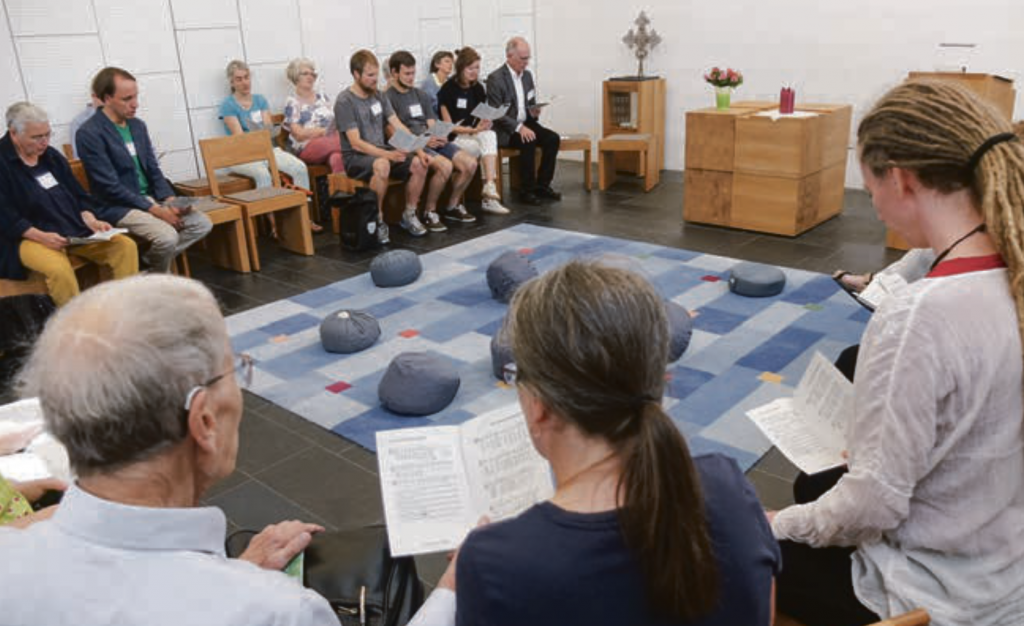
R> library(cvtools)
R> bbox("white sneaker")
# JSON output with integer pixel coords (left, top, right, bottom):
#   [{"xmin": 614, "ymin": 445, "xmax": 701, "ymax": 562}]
[
  {"xmin": 377, "ymin": 221, "xmax": 390, "ymax": 245},
  {"xmin": 482, "ymin": 197, "xmax": 510, "ymax": 215},
  {"xmin": 400, "ymin": 209, "xmax": 427, "ymax": 237},
  {"xmin": 482, "ymin": 181, "xmax": 500, "ymax": 200},
  {"xmin": 423, "ymin": 211, "xmax": 448, "ymax": 232}
]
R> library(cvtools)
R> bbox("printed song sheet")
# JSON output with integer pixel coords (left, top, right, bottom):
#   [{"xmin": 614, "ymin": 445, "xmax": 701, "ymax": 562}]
[
  {"xmin": 0, "ymin": 398, "xmax": 72, "ymax": 482},
  {"xmin": 67, "ymin": 228, "xmax": 129, "ymax": 246},
  {"xmin": 747, "ymin": 352, "xmax": 852, "ymax": 474},
  {"xmin": 469, "ymin": 102, "xmax": 510, "ymax": 121},
  {"xmin": 377, "ymin": 404, "xmax": 553, "ymax": 556},
  {"xmin": 856, "ymin": 272, "xmax": 908, "ymax": 311},
  {"xmin": 428, "ymin": 121, "xmax": 457, "ymax": 138},
  {"xmin": 388, "ymin": 128, "xmax": 430, "ymax": 153}
]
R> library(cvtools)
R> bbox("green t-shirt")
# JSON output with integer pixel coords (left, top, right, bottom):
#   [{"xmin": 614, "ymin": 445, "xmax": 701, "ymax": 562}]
[
  {"xmin": 114, "ymin": 123, "xmax": 150, "ymax": 197},
  {"xmin": 0, "ymin": 474, "xmax": 31, "ymax": 525}
]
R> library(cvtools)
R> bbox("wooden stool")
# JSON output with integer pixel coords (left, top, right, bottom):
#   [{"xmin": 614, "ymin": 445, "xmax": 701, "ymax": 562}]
[
  {"xmin": 190, "ymin": 199, "xmax": 251, "ymax": 273},
  {"xmin": 173, "ymin": 175, "xmax": 254, "ymax": 197},
  {"xmin": 559, "ymin": 134, "xmax": 592, "ymax": 192},
  {"xmin": 599, "ymin": 133, "xmax": 659, "ymax": 192}
]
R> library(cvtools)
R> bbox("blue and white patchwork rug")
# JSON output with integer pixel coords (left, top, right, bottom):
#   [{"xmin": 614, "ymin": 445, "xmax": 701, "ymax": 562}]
[{"xmin": 227, "ymin": 224, "xmax": 870, "ymax": 471}]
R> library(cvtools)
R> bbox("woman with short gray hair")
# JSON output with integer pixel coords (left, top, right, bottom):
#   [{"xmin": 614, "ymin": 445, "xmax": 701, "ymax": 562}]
[
  {"xmin": 282, "ymin": 57, "xmax": 343, "ymax": 174},
  {"xmin": 0, "ymin": 274, "xmax": 334, "ymax": 625}
]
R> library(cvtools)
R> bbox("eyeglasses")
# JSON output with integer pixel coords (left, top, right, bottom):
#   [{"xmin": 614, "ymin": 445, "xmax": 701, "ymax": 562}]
[
  {"xmin": 183, "ymin": 353, "xmax": 255, "ymax": 412},
  {"xmin": 300, "ymin": 71, "xmax": 319, "ymax": 78},
  {"xmin": 502, "ymin": 362, "xmax": 519, "ymax": 386}
]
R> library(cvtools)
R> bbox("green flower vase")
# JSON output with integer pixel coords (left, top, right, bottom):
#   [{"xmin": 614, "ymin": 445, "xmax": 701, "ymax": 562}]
[{"xmin": 715, "ymin": 86, "xmax": 733, "ymax": 111}]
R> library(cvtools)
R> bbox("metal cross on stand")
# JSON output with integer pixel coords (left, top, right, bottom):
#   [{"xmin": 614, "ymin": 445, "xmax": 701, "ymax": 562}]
[{"xmin": 622, "ymin": 11, "xmax": 662, "ymax": 78}]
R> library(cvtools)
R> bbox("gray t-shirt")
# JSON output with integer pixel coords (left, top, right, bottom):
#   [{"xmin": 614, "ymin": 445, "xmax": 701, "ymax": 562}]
[
  {"xmin": 334, "ymin": 88, "xmax": 395, "ymax": 156},
  {"xmin": 383, "ymin": 86, "xmax": 435, "ymax": 135}
]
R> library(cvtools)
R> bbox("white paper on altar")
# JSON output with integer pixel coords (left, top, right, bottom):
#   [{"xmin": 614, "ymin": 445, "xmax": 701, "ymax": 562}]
[
  {"xmin": 755, "ymin": 110, "xmax": 820, "ymax": 121},
  {"xmin": 376, "ymin": 403, "xmax": 553, "ymax": 556},
  {"xmin": 747, "ymin": 352, "xmax": 852, "ymax": 474}
]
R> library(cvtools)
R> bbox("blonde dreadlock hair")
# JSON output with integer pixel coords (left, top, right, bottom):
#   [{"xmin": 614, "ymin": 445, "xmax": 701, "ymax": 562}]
[{"xmin": 858, "ymin": 80, "xmax": 1024, "ymax": 351}]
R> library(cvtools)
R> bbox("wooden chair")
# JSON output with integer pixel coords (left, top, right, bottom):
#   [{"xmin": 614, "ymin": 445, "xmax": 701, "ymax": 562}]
[
  {"xmin": 776, "ymin": 608, "xmax": 929, "ymax": 626},
  {"xmin": 497, "ymin": 134, "xmax": 594, "ymax": 200},
  {"xmin": 199, "ymin": 130, "xmax": 313, "ymax": 272},
  {"xmin": 274, "ymin": 125, "xmax": 330, "ymax": 226},
  {"xmin": 598, "ymin": 133, "xmax": 659, "ymax": 192}
]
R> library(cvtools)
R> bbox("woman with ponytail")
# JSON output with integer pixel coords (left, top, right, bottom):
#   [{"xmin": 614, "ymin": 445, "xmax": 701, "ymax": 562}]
[
  {"xmin": 454, "ymin": 260, "xmax": 780, "ymax": 626},
  {"xmin": 772, "ymin": 81, "xmax": 1024, "ymax": 626}
]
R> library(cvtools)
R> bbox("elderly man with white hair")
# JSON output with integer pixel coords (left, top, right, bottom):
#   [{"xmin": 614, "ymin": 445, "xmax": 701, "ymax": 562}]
[
  {"xmin": 0, "ymin": 275, "xmax": 335, "ymax": 624},
  {"xmin": 485, "ymin": 36, "xmax": 562, "ymax": 206},
  {"xmin": 0, "ymin": 102, "xmax": 137, "ymax": 306}
]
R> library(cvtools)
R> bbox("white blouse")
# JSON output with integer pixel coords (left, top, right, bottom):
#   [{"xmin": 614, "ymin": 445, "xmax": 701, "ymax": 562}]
[{"xmin": 772, "ymin": 265, "xmax": 1024, "ymax": 625}]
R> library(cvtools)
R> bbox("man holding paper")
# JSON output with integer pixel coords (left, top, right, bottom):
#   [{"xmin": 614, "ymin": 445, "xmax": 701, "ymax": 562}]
[
  {"xmin": 384, "ymin": 51, "xmax": 478, "ymax": 232},
  {"xmin": 0, "ymin": 102, "xmax": 137, "ymax": 306},
  {"xmin": 76, "ymin": 67, "xmax": 212, "ymax": 272},
  {"xmin": 486, "ymin": 37, "xmax": 562, "ymax": 206},
  {"xmin": 335, "ymin": 50, "xmax": 430, "ymax": 242}
]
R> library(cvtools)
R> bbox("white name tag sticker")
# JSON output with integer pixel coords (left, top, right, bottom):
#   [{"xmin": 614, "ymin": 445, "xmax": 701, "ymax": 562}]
[
  {"xmin": 36, "ymin": 173, "xmax": 59, "ymax": 190},
  {"xmin": 456, "ymin": 98, "xmax": 468, "ymax": 109},
  {"xmin": 371, "ymin": 102, "xmax": 383, "ymax": 116},
  {"xmin": 249, "ymin": 109, "xmax": 262, "ymax": 124},
  {"xmin": 125, "ymin": 142, "xmax": 137, "ymax": 157},
  {"xmin": 409, "ymin": 104, "xmax": 423, "ymax": 118},
  {"xmin": 527, "ymin": 89, "xmax": 536, "ymax": 101}
]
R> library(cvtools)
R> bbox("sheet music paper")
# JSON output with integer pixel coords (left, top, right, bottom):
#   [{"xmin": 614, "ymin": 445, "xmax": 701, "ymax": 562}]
[
  {"xmin": 377, "ymin": 403, "xmax": 553, "ymax": 556},
  {"xmin": 387, "ymin": 128, "xmax": 430, "ymax": 153},
  {"xmin": 469, "ymin": 102, "xmax": 510, "ymax": 121},
  {"xmin": 857, "ymin": 273, "xmax": 908, "ymax": 311},
  {"xmin": 747, "ymin": 352, "xmax": 852, "ymax": 474},
  {"xmin": 0, "ymin": 398, "xmax": 72, "ymax": 482},
  {"xmin": 428, "ymin": 120, "xmax": 457, "ymax": 138},
  {"xmin": 67, "ymin": 227, "xmax": 129, "ymax": 246}
]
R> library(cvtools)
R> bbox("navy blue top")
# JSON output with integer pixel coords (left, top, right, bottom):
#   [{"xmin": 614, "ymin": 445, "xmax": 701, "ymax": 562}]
[
  {"xmin": 456, "ymin": 453, "xmax": 781, "ymax": 626},
  {"xmin": 75, "ymin": 109, "xmax": 174, "ymax": 222},
  {"xmin": 0, "ymin": 133, "xmax": 96, "ymax": 279}
]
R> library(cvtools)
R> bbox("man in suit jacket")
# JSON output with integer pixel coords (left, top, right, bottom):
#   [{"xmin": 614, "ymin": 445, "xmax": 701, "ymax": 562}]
[
  {"xmin": 77, "ymin": 67, "xmax": 211, "ymax": 272},
  {"xmin": 486, "ymin": 37, "xmax": 561, "ymax": 206}
]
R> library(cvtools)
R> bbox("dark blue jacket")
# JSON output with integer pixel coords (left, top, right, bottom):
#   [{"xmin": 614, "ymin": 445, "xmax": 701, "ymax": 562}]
[
  {"xmin": 75, "ymin": 109, "xmax": 174, "ymax": 223},
  {"xmin": 0, "ymin": 134, "xmax": 98, "ymax": 279}
]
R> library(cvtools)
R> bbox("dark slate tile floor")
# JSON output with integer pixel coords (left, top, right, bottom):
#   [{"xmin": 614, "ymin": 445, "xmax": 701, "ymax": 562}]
[{"xmin": 8, "ymin": 162, "xmax": 905, "ymax": 589}]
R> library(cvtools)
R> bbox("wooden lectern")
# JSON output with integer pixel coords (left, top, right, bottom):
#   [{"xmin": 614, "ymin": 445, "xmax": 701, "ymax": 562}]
[{"xmin": 907, "ymin": 72, "xmax": 1015, "ymax": 121}]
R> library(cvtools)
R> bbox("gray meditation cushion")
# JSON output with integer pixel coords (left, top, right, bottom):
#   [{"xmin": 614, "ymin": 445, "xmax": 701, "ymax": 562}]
[
  {"xmin": 370, "ymin": 249, "xmax": 422, "ymax": 287},
  {"xmin": 728, "ymin": 262, "xmax": 787, "ymax": 298},
  {"xmin": 320, "ymin": 309, "xmax": 380, "ymax": 354},
  {"xmin": 378, "ymin": 352, "xmax": 461, "ymax": 416},
  {"xmin": 665, "ymin": 302, "xmax": 694, "ymax": 362},
  {"xmin": 490, "ymin": 319, "xmax": 514, "ymax": 380},
  {"xmin": 486, "ymin": 250, "xmax": 538, "ymax": 303}
]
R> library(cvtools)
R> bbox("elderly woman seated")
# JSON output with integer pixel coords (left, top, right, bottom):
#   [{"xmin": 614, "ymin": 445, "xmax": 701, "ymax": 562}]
[{"xmin": 0, "ymin": 275, "xmax": 335, "ymax": 624}]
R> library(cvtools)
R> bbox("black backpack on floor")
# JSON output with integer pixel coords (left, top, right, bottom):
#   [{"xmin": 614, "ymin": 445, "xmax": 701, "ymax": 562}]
[{"xmin": 332, "ymin": 188, "xmax": 380, "ymax": 252}]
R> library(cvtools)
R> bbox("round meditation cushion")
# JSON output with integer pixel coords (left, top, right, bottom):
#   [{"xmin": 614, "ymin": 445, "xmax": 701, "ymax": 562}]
[
  {"xmin": 666, "ymin": 302, "xmax": 694, "ymax": 362},
  {"xmin": 486, "ymin": 250, "xmax": 538, "ymax": 303},
  {"xmin": 320, "ymin": 309, "xmax": 380, "ymax": 354},
  {"xmin": 728, "ymin": 262, "xmax": 787, "ymax": 298},
  {"xmin": 370, "ymin": 250, "xmax": 422, "ymax": 287},
  {"xmin": 378, "ymin": 352, "xmax": 461, "ymax": 416},
  {"xmin": 489, "ymin": 319, "xmax": 514, "ymax": 380}
]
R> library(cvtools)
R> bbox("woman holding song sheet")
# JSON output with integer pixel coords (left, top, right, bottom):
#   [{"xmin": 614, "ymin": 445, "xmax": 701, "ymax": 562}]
[{"xmin": 770, "ymin": 81, "xmax": 1024, "ymax": 626}]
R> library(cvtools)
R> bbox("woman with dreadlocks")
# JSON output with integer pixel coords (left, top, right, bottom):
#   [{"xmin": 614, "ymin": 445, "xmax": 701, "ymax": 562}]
[{"xmin": 770, "ymin": 81, "xmax": 1024, "ymax": 626}]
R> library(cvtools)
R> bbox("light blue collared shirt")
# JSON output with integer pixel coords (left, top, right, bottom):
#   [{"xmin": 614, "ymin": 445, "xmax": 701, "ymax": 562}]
[{"xmin": 0, "ymin": 485, "xmax": 337, "ymax": 626}]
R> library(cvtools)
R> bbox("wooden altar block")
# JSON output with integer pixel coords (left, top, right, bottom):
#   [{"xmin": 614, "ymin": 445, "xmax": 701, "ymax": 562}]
[
  {"xmin": 886, "ymin": 228, "xmax": 910, "ymax": 251},
  {"xmin": 731, "ymin": 162, "xmax": 845, "ymax": 236},
  {"xmin": 907, "ymin": 72, "xmax": 1015, "ymax": 121},
  {"xmin": 683, "ymin": 169, "xmax": 732, "ymax": 226},
  {"xmin": 685, "ymin": 106, "xmax": 770, "ymax": 172}
]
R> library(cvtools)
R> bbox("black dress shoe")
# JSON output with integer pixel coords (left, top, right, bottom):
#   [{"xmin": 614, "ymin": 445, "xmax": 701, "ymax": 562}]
[
  {"xmin": 535, "ymin": 186, "xmax": 562, "ymax": 201},
  {"xmin": 517, "ymin": 192, "xmax": 544, "ymax": 206}
]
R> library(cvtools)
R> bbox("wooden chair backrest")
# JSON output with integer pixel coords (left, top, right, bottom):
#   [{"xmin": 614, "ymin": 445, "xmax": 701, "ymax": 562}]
[
  {"xmin": 199, "ymin": 130, "xmax": 281, "ymax": 196},
  {"xmin": 69, "ymin": 159, "xmax": 90, "ymax": 192},
  {"xmin": 869, "ymin": 609, "xmax": 930, "ymax": 626},
  {"xmin": 62, "ymin": 143, "xmax": 74, "ymax": 159}
]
